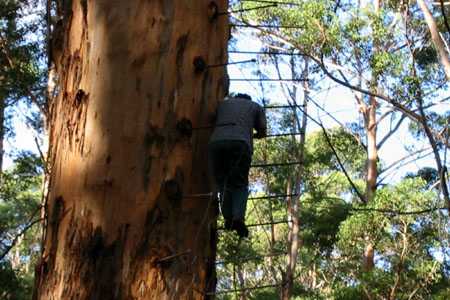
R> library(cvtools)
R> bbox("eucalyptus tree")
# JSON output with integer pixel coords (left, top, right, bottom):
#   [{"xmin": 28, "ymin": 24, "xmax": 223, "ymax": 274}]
[{"xmin": 35, "ymin": 0, "xmax": 228, "ymax": 298}]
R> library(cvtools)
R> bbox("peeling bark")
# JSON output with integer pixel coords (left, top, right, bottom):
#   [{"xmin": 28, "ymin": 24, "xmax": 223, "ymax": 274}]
[{"xmin": 35, "ymin": 1, "xmax": 228, "ymax": 299}]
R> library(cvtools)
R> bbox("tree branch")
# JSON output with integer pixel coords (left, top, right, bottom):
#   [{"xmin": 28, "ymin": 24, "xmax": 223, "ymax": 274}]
[
  {"xmin": 352, "ymin": 206, "xmax": 446, "ymax": 214},
  {"xmin": 316, "ymin": 115, "xmax": 367, "ymax": 203},
  {"xmin": 378, "ymin": 148, "xmax": 432, "ymax": 177},
  {"xmin": 0, "ymin": 217, "xmax": 42, "ymax": 260},
  {"xmin": 417, "ymin": 0, "xmax": 450, "ymax": 79},
  {"xmin": 377, "ymin": 114, "xmax": 407, "ymax": 149},
  {"xmin": 440, "ymin": 0, "xmax": 450, "ymax": 35},
  {"xmin": 232, "ymin": 17, "xmax": 425, "ymax": 123}
]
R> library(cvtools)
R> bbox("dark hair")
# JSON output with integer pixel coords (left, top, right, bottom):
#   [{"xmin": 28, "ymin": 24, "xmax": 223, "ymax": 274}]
[{"xmin": 233, "ymin": 93, "xmax": 252, "ymax": 100}]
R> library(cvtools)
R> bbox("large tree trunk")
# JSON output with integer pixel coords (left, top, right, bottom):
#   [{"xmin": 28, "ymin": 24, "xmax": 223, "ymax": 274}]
[{"xmin": 35, "ymin": 1, "xmax": 228, "ymax": 299}]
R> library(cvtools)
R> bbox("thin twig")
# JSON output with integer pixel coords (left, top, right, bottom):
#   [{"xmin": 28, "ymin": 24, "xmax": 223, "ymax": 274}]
[
  {"xmin": 240, "ymin": 0, "xmax": 300, "ymax": 5},
  {"xmin": 219, "ymin": 4, "xmax": 277, "ymax": 15},
  {"xmin": 229, "ymin": 78, "xmax": 308, "ymax": 81},
  {"xmin": 376, "ymin": 114, "xmax": 407, "ymax": 149},
  {"xmin": 217, "ymin": 220, "xmax": 290, "ymax": 230},
  {"xmin": 248, "ymin": 193, "xmax": 299, "ymax": 200},
  {"xmin": 231, "ymin": 23, "xmax": 303, "ymax": 29},
  {"xmin": 251, "ymin": 161, "xmax": 302, "ymax": 168},
  {"xmin": 34, "ymin": 137, "xmax": 49, "ymax": 175},
  {"xmin": 206, "ymin": 283, "xmax": 282, "ymax": 295},
  {"xmin": 378, "ymin": 148, "xmax": 431, "ymax": 176},
  {"xmin": 229, "ymin": 50, "xmax": 305, "ymax": 56},
  {"xmin": 350, "ymin": 206, "xmax": 447, "ymax": 216},
  {"xmin": 318, "ymin": 121, "xmax": 366, "ymax": 203},
  {"xmin": 216, "ymin": 251, "xmax": 287, "ymax": 265},
  {"xmin": 265, "ymin": 132, "xmax": 303, "ymax": 138},
  {"xmin": 264, "ymin": 104, "xmax": 305, "ymax": 109}
]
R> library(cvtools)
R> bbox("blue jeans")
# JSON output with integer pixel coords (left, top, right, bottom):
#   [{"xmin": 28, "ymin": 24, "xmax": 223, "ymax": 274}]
[{"xmin": 208, "ymin": 140, "xmax": 251, "ymax": 221}]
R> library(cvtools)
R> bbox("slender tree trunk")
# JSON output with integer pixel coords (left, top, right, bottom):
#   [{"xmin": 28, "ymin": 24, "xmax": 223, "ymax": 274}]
[
  {"xmin": 362, "ymin": 0, "xmax": 382, "ymax": 273},
  {"xmin": 363, "ymin": 241, "xmax": 375, "ymax": 271},
  {"xmin": 281, "ymin": 59, "xmax": 308, "ymax": 300},
  {"xmin": 34, "ymin": 1, "xmax": 228, "ymax": 299},
  {"xmin": 237, "ymin": 262, "xmax": 247, "ymax": 300},
  {"xmin": 311, "ymin": 264, "xmax": 317, "ymax": 289},
  {"xmin": 10, "ymin": 235, "xmax": 22, "ymax": 270},
  {"xmin": 0, "ymin": 96, "xmax": 4, "ymax": 174},
  {"xmin": 417, "ymin": 0, "xmax": 450, "ymax": 80},
  {"xmin": 366, "ymin": 0, "xmax": 381, "ymax": 204},
  {"xmin": 362, "ymin": 71, "xmax": 378, "ymax": 273},
  {"xmin": 406, "ymin": 2, "xmax": 450, "ymax": 214},
  {"xmin": 282, "ymin": 181, "xmax": 294, "ymax": 300},
  {"xmin": 365, "ymin": 94, "xmax": 378, "ymax": 203}
]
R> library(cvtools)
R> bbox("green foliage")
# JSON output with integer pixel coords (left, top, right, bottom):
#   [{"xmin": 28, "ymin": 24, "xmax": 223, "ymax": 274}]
[
  {"xmin": 415, "ymin": 46, "xmax": 439, "ymax": 68},
  {"xmin": 0, "ymin": 1, "xmax": 44, "ymax": 297},
  {"xmin": 219, "ymin": 117, "xmax": 449, "ymax": 299},
  {"xmin": 240, "ymin": 0, "xmax": 341, "ymax": 56},
  {"xmin": 1, "ymin": 0, "xmax": 46, "ymax": 138},
  {"xmin": 409, "ymin": 111, "xmax": 450, "ymax": 149},
  {"xmin": 336, "ymin": 178, "xmax": 445, "ymax": 298},
  {"xmin": 0, "ymin": 152, "xmax": 42, "ymax": 299},
  {"xmin": 305, "ymin": 128, "xmax": 366, "ymax": 177},
  {"xmin": 301, "ymin": 193, "xmax": 350, "ymax": 254},
  {"xmin": 1, "ymin": 0, "xmax": 42, "ymax": 98},
  {"xmin": 218, "ymin": 125, "xmax": 374, "ymax": 298},
  {"xmin": 332, "ymin": 284, "xmax": 365, "ymax": 300},
  {"xmin": 406, "ymin": 167, "xmax": 439, "ymax": 189},
  {"xmin": 0, "ymin": 260, "xmax": 33, "ymax": 300}
]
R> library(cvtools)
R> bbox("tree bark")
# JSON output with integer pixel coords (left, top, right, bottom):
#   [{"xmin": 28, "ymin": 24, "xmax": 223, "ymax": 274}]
[
  {"xmin": 34, "ymin": 1, "xmax": 228, "ymax": 299},
  {"xmin": 417, "ymin": 0, "xmax": 450, "ymax": 80},
  {"xmin": 281, "ymin": 58, "xmax": 308, "ymax": 300},
  {"xmin": 0, "ymin": 95, "xmax": 4, "ymax": 174},
  {"xmin": 236, "ymin": 262, "xmax": 247, "ymax": 300},
  {"xmin": 365, "ymin": 94, "xmax": 377, "ymax": 203},
  {"xmin": 362, "ymin": 0, "xmax": 382, "ymax": 274}
]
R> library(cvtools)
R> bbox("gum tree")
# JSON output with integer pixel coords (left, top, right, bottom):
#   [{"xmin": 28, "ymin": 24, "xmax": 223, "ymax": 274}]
[{"xmin": 35, "ymin": 1, "xmax": 229, "ymax": 298}]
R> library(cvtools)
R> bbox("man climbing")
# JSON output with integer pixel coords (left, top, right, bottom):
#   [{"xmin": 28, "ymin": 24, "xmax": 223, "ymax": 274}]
[{"xmin": 208, "ymin": 93, "xmax": 267, "ymax": 238}]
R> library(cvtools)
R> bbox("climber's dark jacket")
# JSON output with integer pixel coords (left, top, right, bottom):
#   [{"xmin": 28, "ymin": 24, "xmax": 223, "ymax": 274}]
[{"xmin": 209, "ymin": 96, "xmax": 267, "ymax": 154}]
